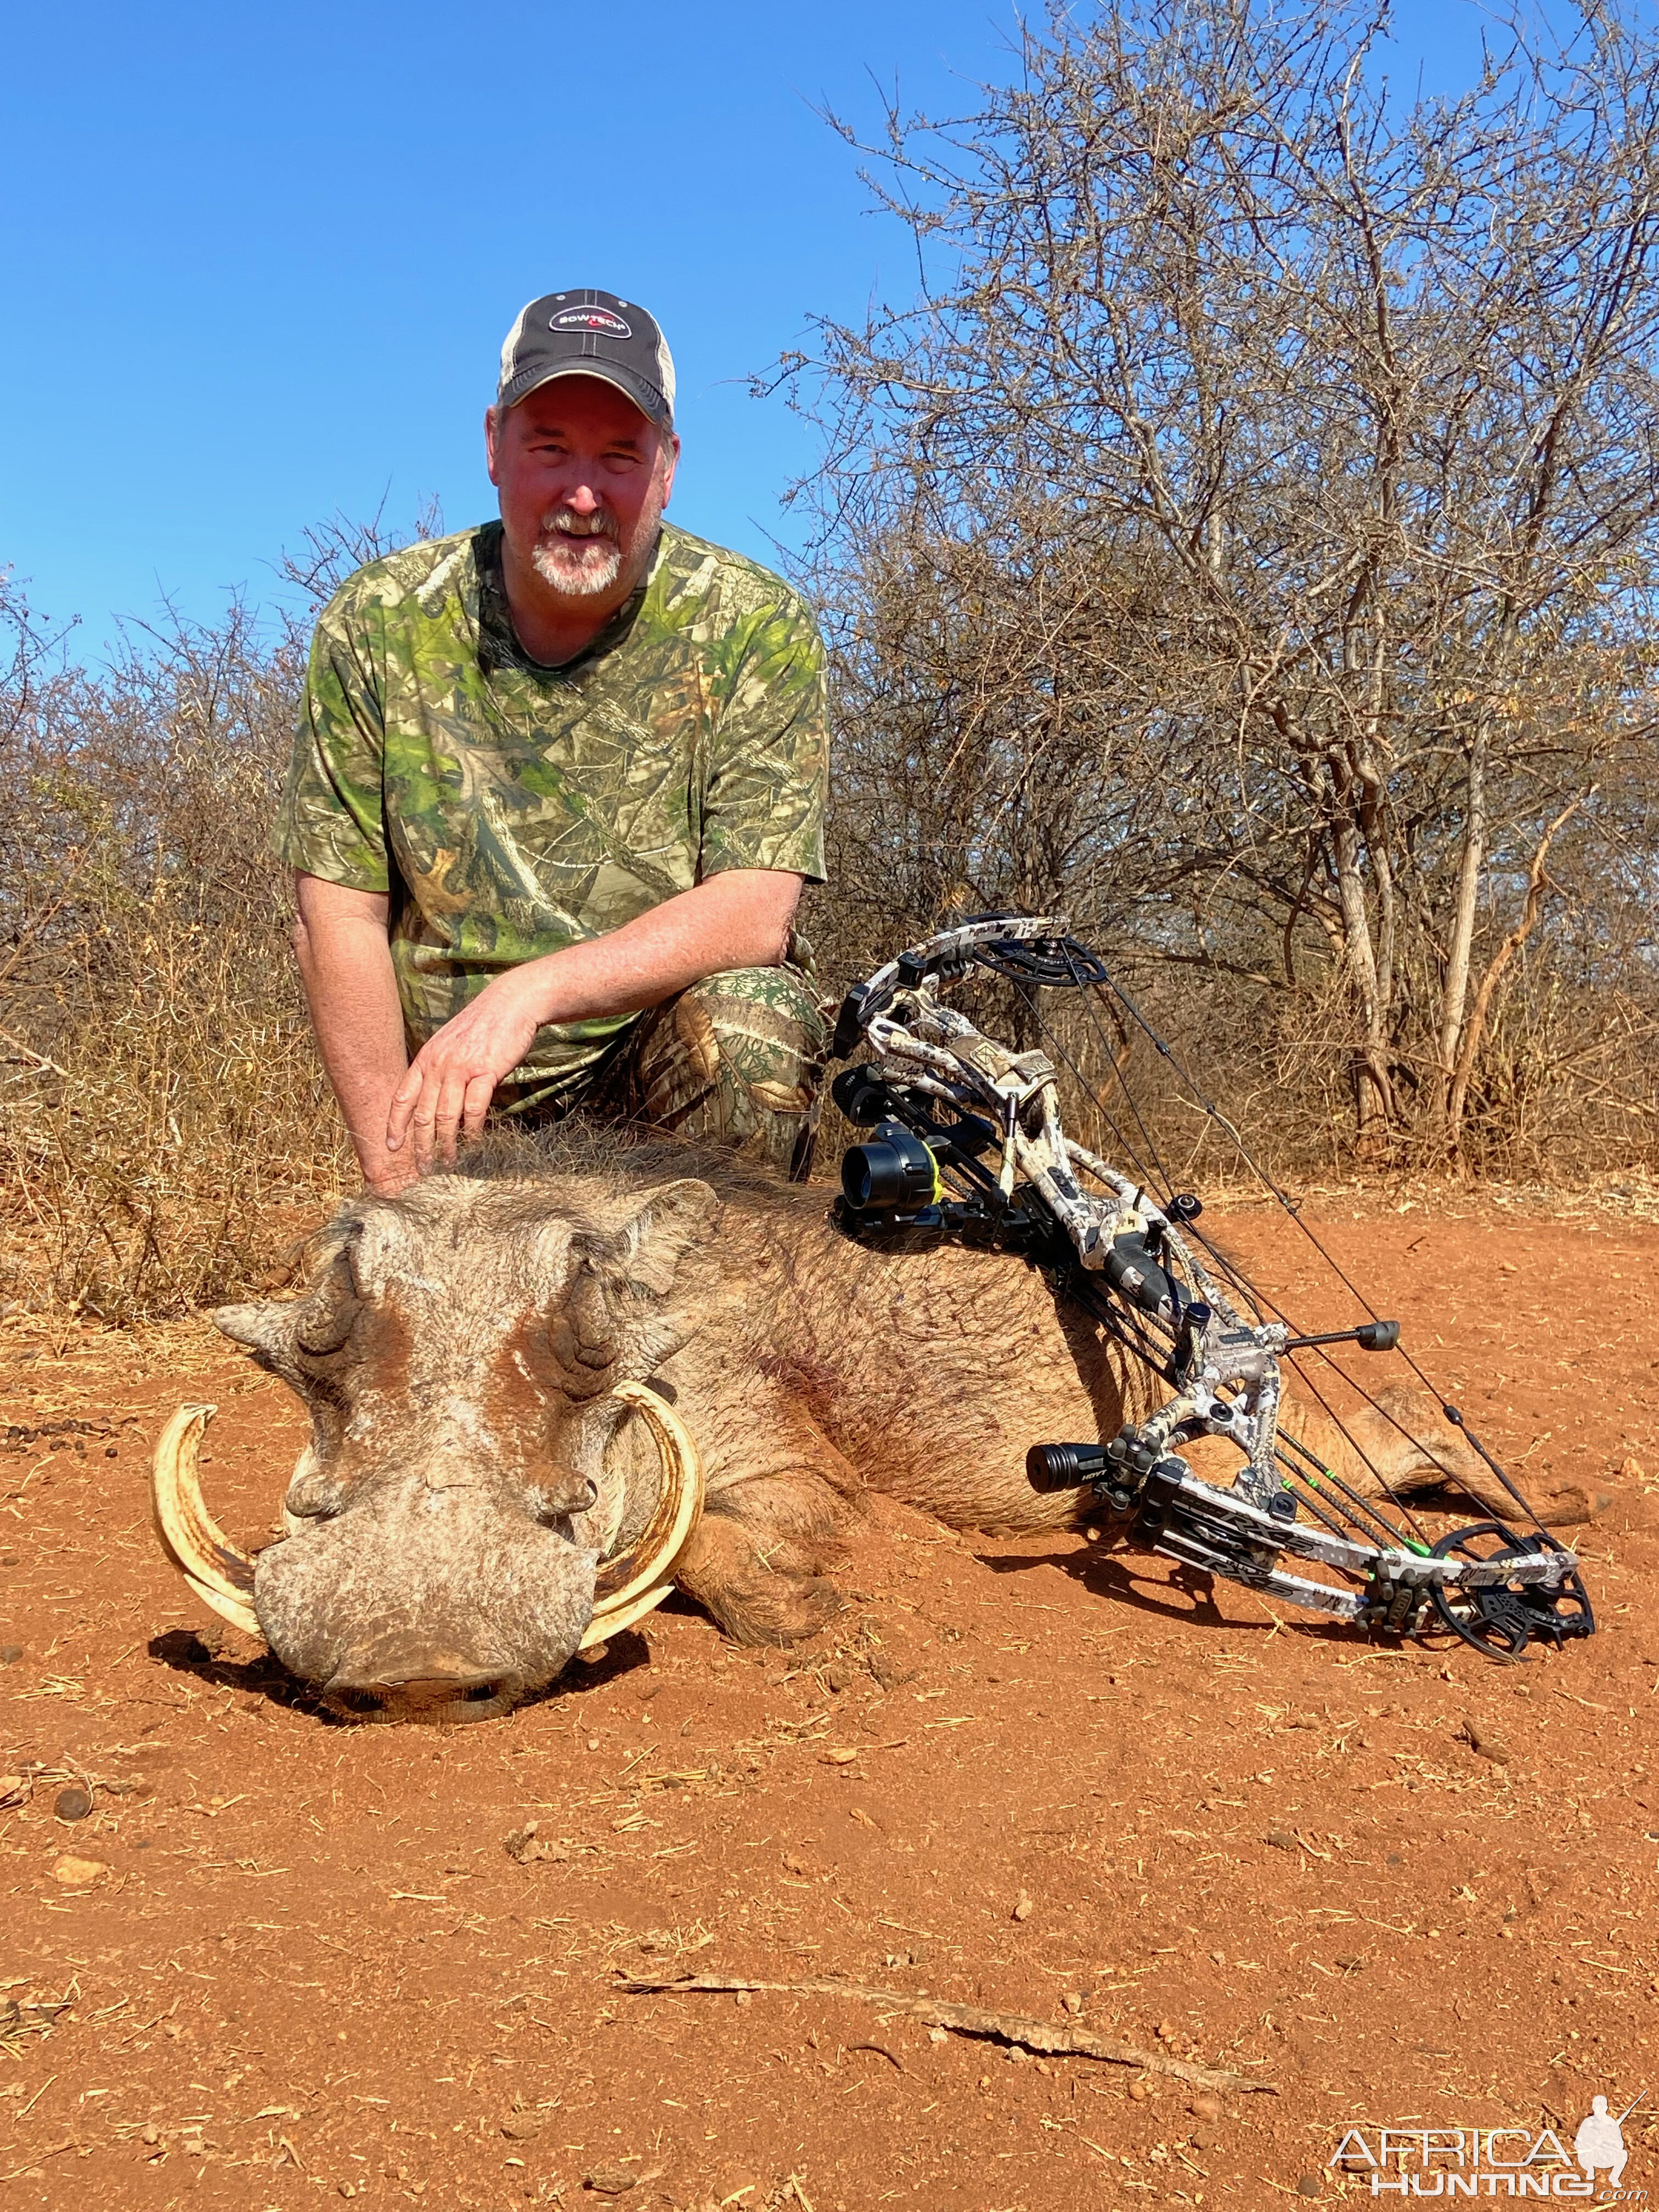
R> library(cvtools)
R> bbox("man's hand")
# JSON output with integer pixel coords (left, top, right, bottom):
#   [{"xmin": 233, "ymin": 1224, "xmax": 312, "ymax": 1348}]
[
  {"xmin": 385, "ymin": 965, "xmax": 545, "ymax": 1170},
  {"xmin": 384, "ymin": 867, "xmax": 803, "ymax": 1169}
]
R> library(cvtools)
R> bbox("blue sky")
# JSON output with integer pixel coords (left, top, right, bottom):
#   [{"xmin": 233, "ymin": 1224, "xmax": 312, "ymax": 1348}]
[{"xmin": 2, "ymin": 0, "xmax": 1491, "ymax": 657}]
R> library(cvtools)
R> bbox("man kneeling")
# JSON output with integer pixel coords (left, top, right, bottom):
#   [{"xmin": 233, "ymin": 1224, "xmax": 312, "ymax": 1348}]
[{"xmin": 279, "ymin": 287, "xmax": 828, "ymax": 1193}]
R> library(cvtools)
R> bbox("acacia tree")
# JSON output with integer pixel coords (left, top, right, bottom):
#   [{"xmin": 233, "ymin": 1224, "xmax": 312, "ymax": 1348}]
[{"xmin": 779, "ymin": 0, "xmax": 1659, "ymax": 1164}]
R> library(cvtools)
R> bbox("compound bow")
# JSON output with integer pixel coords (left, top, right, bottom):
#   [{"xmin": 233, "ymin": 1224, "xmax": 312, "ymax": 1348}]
[{"xmin": 826, "ymin": 914, "xmax": 1594, "ymax": 1662}]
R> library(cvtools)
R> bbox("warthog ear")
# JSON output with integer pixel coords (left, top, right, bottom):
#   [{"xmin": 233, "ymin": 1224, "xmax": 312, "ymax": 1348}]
[
  {"xmin": 212, "ymin": 1300, "xmax": 297, "ymax": 1356},
  {"xmin": 582, "ymin": 1178, "xmax": 720, "ymax": 1297},
  {"xmin": 212, "ymin": 1245, "xmax": 361, "ymax": 1363}
]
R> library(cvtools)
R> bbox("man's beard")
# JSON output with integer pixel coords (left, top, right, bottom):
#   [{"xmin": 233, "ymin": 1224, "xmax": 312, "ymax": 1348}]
[{"xmin": 531, "ymin": 510, "xmax": 622, "ymax": 598}]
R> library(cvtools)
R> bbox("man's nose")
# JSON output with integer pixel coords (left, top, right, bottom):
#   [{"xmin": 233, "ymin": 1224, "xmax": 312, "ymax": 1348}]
[{"xmin": 558, "ymin": 481, "xmax": 603, "ymax": 516}]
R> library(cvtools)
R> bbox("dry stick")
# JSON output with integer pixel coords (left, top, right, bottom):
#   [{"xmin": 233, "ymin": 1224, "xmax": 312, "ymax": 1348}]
[{"xmin": 616, "ymin": 1975, "xmax": 1271, "ymax": 2093}]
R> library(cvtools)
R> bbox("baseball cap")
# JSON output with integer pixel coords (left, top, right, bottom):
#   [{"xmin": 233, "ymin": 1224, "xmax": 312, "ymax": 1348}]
[{"xmin": 495, "ymin": 288, "xmax": 676, "ymax": 430}]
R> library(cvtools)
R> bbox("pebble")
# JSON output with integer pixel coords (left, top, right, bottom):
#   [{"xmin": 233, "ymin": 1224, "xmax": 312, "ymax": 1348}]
[
  {"xmin": 54, "ymin": 1786, "xmax": 92, "ymax": 1822},
  {"xmin": 1296, "ymin": 2178, "xmax": 1323, "ymax": 2200},
  {"xmin": 0, "ymin": 1645, "xmax": 21, "ymax": 1666},
  {"xmin": 1128, "ymin": 2078, "xmax": 1149, "ymax": 2102},
  {"xmin": 1061, "ymin": 1990, "xmax": 1085, "ymax": 2015},
  {"xmin": 582, "ymin": 2168, "xmax": 637, "ymax": 2196},
  {"xmin": 50, "ymin": 1854, "xmax": 106, "ymax": 1888}
]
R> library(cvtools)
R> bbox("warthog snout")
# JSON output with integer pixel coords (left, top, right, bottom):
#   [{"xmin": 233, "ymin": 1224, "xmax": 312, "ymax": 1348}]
[{"xmin": 252, "ymin": 1481, "xmax": 602, "ymax": 1724}]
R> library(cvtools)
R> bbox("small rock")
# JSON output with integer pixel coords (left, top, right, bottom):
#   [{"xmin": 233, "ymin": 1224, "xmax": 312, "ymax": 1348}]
[
  {"xmin": 1334, "ymin": 1952, "xmax": 1362, "ymax": 1971},
  {"xmin": 782, "ymin": 1853, "xmax": 811, "ymax": 1875},
  {"xmin": 0, "ymin": 1645, "xmax": 22, "ymax": 1666},
  {"xmin": 578, "ymin": 1642, "xmax": 610, "ymax": 1665},
  {"xmin": 1188, "ymin": 2094, "xmax": 1222, "ymax": 2122},
  {"xmin": 54, "ymin": 1786, "xmax": 92, "ymax": 1822},
  {"xmin": 1011, "ymin": 1890, "xmax": 1035, "ymax": 1922},
  {"xmin": 583, "ymin": 2167, "xmax": 638, "ymax": 2194},
  {"xmin": 1128, "ymin": 2078, "xmax": 1149, "ymax": 2102},
  {"xmin": 1156, "ymin": 2019, "xmax": 1177, "ymax": 2043},
  {"xmin": 1209, "ymin": 1949, "xmax": 1226, "ymax": 1965},
  {"xmin": 51, "ymin": 1854, "xmax": 106, "ymax": 1888},
  {"xmin": 500, "ymin": 2117, "xmax": 542, "ymax": 2142},
  {"xmin": 733, "ymin": 1990, "xmax": 751, "ymax": 2007},
  {"xmin": 928, "ymin": 2025, "xmax": 947, "ymax": 2044},
  {"xmin": 825, "ymin": 1661, "xmax": 856, "ymax": 1692},
  {"xmin": 1296, "ymin": 2178, "xmax": 1323, "ymax": 2200},
  {"xmin": 140, "ymin": 2123, "xmax": 160, "ymax": 2146},
  {"xmin": 822, "ymin": 1747, "xmax": 859, "ymax": 1765},
  {"xmin": 1061, "ymin": 1990, "xmax": 1085, "ymax": 2015},
  {"xmin": 1265, "ymin": 1829, "xmax": 1298, "ymax": 1851}
]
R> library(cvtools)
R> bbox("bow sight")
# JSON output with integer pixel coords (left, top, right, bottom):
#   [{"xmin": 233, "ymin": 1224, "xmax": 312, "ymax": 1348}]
[{"xmin": 827, "ymin": 914, "xmax": 1595, "ymax": 1661}]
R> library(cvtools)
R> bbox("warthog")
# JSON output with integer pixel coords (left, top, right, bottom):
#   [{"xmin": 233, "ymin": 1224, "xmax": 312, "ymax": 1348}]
[{"xmin": 152, "ymin": 1131, "xmax": 1565, "ymax": 1723}]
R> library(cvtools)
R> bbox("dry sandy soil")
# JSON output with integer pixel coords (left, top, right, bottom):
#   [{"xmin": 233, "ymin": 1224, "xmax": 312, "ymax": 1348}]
[{"xmin": 0, "ymin": 1193, "xmax": 1655, "ymax": 2210}]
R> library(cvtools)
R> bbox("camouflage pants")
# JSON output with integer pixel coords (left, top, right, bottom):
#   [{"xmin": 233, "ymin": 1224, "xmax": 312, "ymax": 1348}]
[{"xmin": 555, "ymin": 964, "xmax": 828, "ymax": 1181}]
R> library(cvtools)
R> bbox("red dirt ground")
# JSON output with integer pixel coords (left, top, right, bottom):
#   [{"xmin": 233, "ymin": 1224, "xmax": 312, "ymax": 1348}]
[{"xmin": 1, "ymin": 1195, "xmax": 1656, "ymax": 2210}]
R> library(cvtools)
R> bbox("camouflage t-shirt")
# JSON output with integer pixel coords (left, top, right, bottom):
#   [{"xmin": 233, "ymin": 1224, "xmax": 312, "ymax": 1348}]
[{"xmin": 276, "ymin": 520, "xmax": 828, "ymax": 1104}]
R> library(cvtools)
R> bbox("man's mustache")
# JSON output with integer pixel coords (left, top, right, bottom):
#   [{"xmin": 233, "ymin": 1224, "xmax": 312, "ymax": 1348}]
[{"xmin": 539, "ymin": 509, "xmax": 619, "ymax": 543}]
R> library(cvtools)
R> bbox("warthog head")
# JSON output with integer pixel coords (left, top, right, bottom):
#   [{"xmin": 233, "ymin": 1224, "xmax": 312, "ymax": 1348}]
[{"xmin": 152, "ymin": 1165, "xmax": 718, "ymax": 1723}]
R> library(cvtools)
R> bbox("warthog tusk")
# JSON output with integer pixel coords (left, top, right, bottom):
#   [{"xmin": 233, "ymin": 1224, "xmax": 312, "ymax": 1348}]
[
  {"xmin": 150, "ymin": 1404, "xmax": 262, "ymax": 1639},
  {"xmin": 582, "ymin": 1380, "xmax": 704, "ymax": 1647}
]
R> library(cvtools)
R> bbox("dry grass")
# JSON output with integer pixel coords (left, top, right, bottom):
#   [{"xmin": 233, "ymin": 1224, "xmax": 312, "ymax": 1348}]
[{"xmin": 0, "ymin": 584, "xmax": 348, "ymax": 1327}]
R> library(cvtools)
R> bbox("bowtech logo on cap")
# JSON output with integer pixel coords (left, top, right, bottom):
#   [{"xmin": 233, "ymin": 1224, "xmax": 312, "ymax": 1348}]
[
  {"xmin": 551, "ymin": 303, "xmax": 632, "ymax": 339},
  {"xmin": 496, "ymin": 287, "xmax": 675, "ymax": 430}
]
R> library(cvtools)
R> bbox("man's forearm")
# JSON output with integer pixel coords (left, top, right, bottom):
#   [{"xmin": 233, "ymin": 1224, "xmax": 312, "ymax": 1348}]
[
  {"xmin": 509, "ymin": 869, "xmax": 802, "ymax": 1027},
  {"xmin": 292, "ymin": 890, "xmax": 412, "ymax": 1191}
]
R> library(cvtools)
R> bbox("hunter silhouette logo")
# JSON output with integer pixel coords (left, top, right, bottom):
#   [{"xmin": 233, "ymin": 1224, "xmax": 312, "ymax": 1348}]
[
  {"xmin": 1330, "ymin": 2093, "xmax": 1646, "ymax": 2195},
  {"xmin": 1575, "ymin": 2092, "xmax": 1644, "ymax": 2194}
]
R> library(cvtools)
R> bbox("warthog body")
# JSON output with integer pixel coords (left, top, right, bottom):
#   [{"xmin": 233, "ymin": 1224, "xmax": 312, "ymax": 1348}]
[{"xmin": 211, "ymin": 1131, "xmax": 1527, "ymax": 1721}]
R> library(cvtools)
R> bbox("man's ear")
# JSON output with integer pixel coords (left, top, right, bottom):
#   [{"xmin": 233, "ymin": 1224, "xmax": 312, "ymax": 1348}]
[
  {"xmin": 485, "ymin": 403, "xmax": 505, "ymax": 486},
  {"xmin": 658, "ymin": 429, "xmax": 681, "ymax": 510},
  {"xmin": 587, "ymin": 1179, "xmax": 718, "ymax": 1298}
]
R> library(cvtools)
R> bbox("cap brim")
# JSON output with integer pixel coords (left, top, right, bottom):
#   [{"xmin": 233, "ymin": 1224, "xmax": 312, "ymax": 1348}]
[{"xmin": 497, "ymin": 361, "xmax": 672, "ymax": 428}]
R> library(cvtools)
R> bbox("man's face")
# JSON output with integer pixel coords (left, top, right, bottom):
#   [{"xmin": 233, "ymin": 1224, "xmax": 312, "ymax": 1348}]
[{"xmin": 487, "ymin": 377, "xmax": 678, "ymax": 604}]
